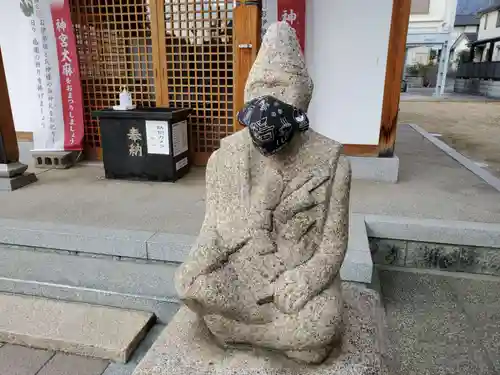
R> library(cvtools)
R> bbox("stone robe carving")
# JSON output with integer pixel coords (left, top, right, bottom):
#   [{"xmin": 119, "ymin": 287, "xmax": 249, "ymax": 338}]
[{"xmin": 175, "ymin": 21, "xmax": 351, "ymax": 364}]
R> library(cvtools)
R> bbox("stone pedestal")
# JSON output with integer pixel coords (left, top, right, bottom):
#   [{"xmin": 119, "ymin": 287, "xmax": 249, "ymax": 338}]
[
  {"xmin": 132, "ymin": 283, "xmax": 391, "ymax": 375},
  {"xmin": 0, "ymin": 162, "xmax": 37, "ymax": 192},
  {"xmin": 0, "ymin": 48, "xmax": 37, "ymax": 191}
]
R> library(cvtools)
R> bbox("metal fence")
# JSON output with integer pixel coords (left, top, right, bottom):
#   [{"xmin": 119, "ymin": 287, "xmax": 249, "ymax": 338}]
[{"xmin": 456, "ymin": 61, "xmax": 500, "ymax": 80}]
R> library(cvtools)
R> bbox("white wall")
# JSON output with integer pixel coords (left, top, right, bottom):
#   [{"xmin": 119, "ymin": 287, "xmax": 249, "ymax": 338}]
[
  {"xmin": 306, "ymin": 0, "xmax": 393, "ymax": 145},
  {"xmin": 0, "ymin": 1, "xmax": 38, "ymax": 132},
  {"xmin": 409, "ymin": 0, "xmax": 457, "ymax": 33},
  {"xmin": 478, "ymin": 11, "xmax": 500, "ymax": 40},
  {"xmin": 476, "ymin": 11, "xmax": 500, "ymax": 61},
  {"xmin": 450, "ymin": 37, "xmax": 471, "ymax": 69},
  {"xmin": 406, "ymin": 46, "xmax": 432, "ymax": 65},
  {"xmin": 452, "ymin": 25, "xmax": 479, "ymax": 44}
]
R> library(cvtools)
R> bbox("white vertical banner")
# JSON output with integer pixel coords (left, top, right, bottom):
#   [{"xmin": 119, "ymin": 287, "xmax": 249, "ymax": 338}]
[
  {"xmin": 22, "ymin": 0, "xmax": 85, "ymax": 152},
  {"xmin": 261, "ymin": 0, "xmax": 278, "ymax": 37},
  {"xmin": 29, "ymin": 0, "xmax": 65, "ymax": 151}
]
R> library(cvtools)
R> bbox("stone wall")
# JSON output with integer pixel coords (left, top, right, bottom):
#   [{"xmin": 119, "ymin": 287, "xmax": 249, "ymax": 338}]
[
  {"xmin": 454, "ymin": 78, "xmax": 500, "ymax": 98},
  {"xmin": 370, "ymin": 237, "xmax": 500, "ymax": 275}
]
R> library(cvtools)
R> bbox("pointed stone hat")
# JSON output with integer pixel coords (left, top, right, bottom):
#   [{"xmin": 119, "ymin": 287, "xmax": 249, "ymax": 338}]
[{"xmin": 244, "ymin": 21, "xmax": 314, "ymax": 112}]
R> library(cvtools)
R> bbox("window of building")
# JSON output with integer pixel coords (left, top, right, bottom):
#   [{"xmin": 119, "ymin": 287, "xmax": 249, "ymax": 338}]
[
  {"xmin": 485, "ymin": 13, "xmax": 489, "ymax": 29},
  {"xmin": 410, "ymin": 0, "xmax": 430, "ymax": 14}
]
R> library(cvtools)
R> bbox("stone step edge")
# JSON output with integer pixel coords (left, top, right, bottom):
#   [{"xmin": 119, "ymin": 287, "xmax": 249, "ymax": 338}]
[
  {"xmin": 0, "ymin": 276, "xmax": 178, "ymax": 324},
  {"xmin": 0, "ymin": 214, "xmax": 374, "ymax": 285},
  {"xmin": 0, "ymin": 292, "xmax": 155, "ymax": 363},
  {"xmin": 365, "ymin": 214, "xmax": 500, "ymax": 249},
  {"xmin": 1, "ymin": 214, "xmax": 499, "ymax": 259}
]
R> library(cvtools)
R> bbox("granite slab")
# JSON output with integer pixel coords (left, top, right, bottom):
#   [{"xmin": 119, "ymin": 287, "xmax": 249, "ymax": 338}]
[{"xmin": 133, "ymin": 283, "xmax": 390, "ymax": 375}]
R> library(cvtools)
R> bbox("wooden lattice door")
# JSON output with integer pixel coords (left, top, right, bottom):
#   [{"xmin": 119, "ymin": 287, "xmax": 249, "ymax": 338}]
[
  {"xmin": 70, "ymin": 0, "xmax": 162, "ymax": 159},
  {"xmin": 153, "ymin": 0, "xmax": 234, "ymax": 165},
  {"xmin": 70, "ymin": 0, "xmax": 234, "ymax": 164}
]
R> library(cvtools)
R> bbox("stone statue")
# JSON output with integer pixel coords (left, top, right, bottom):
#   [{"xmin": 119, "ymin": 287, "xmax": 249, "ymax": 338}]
[{"xmin": 174, "ymin": 21, "xmax": 351, "ymax": 364}]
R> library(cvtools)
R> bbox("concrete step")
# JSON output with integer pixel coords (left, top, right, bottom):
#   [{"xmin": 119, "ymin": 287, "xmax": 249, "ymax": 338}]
[{"xmin": 0, "ymin": 293, "xmax": 155, "ymax": 363}]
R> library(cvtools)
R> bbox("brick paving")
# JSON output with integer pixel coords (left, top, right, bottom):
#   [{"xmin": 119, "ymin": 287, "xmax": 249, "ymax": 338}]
[{"xmin": 0, "ymin": 344, "xmax": 110, "ymax": 375}]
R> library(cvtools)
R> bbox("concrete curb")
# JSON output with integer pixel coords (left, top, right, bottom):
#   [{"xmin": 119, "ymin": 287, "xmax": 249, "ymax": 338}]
[
  {"xmin": 407, "ymin": 123, "xmax": 500, "ymax": 193},
  {"xmin": 348, "ymin": 156, "xmax": 399, "ymax": 183},
  {"xmin": 0, "ymin": 215, "xmax": 374, "ymax": 285},
  {"xmin": 0, "ymin": 292, "xmax": 155, "ymax": 363},
  {"xmin": 1, "ymin": 214, "xmax": 499, "ymax": 324},
  {"xmin": 363, "ymin": 214, "xmax": 500, "ymax": 248},
  {"xmin": 0, "ymin": 277, "xmax": 179, "ymax": 324},
  {"xmin": 0, "ymin": 217, "xmax": 194, "ymax": 261}
]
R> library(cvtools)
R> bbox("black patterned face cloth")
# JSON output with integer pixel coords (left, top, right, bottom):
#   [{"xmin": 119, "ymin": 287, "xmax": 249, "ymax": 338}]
[{"xmin": 237, "ymin": 95, "xmax": 310, "ymax": 156}]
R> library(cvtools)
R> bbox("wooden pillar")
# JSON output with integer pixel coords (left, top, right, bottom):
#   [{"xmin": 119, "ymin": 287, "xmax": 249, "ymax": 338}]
[
  {"xmin": 233, "ymin": 0, "xmax": 262, "ymax": 132},
  {"xmin": 378, "ymin": 0, "xmax": 411, "ymax": 157},
  {"xmin": 0, "ymin": 47, "xmax": 19, "ymax": 165}
]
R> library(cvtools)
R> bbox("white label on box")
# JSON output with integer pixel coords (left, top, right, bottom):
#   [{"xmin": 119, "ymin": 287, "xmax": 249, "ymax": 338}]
[
  {"xmin": 146, "ymin": 120, "xmax": 170, "ymax": 155},
  {"xmin": 172, "ymin": 120, "xmax": 188, "ymax": 157},
  {"xmin": 176, "ymin": 157, "xmax": 188, "ymax": 171}
]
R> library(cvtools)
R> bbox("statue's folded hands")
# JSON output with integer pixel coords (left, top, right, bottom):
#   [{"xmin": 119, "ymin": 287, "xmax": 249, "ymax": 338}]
[{"xmin": 273, "ymin": 267, "xmax": 312, "ymax": 314}]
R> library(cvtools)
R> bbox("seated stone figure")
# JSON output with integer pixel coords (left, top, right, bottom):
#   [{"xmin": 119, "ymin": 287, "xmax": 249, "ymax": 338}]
[{"xmin": 174, "ymin": 21, "xmax": 351, "ymax": 364}]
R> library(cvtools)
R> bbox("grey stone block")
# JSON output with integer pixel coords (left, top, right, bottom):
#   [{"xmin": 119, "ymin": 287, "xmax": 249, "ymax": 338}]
[
  {"xmin": 0, "ymin": 218, "xmax": 154, "ymax": 258},
  {"xmin": 459, "ymin": 246, "xmax": 500, "ymax": 276},
  {"xmin": 102, "ymin": 325, "xmax": 164, "ymax": 375},
  {"xmin": 37, "ymin": 353, "xmax": 109, "ymax": 375},
  {"xmin": 364, "ymin": 214, "xmax": 500, "ymax": 249},
  {"xmin": 32, "ymin": 150, "xmax": 78, "ymax": 169},
  {"xmin": 0, "ymin": 344, "xmax": 54, "ymax": 375},
  {"xmin": 0, "ymin": 173, "xmax": 37, "ymax": 192},
  {"xmin": 0, "ymin": 162, "xmax": 28, "ymax": 178},
  {"xmin": 0, "ymin": 244, "xmax": 179, "ymax": 301},
  {"xmin": 347, "ymin": 155, "xmax": 399, "ymax": 183},
  {"xmin": 340, "ymin": 213, "xmax": 373, "ymax": 283},
  {"xmin": 369, "ymin": 238, "xmax": 407, "ymax": 266},
  {"xmin": 18, "ymin": 141, "xmax": 34, "ymax": 166},
  {"xmin": 146, "ymin": 233, "xmax": 195, "ymax": 262},
  {"xmin": 340, "ymin": 249, "xmax": 373, "ymax": 284},
  {"xmin": 133, "ymin": 284, "xmax": 390, "ymax": 375},
  {"xmin": 406, "ymin": 242, "xmax": 461, "ymax": 271},
  {"xmin": 0, "ymin": 293, "xmax": 154, "ymax": 363},
  {"xmin": 0, "ymin": 276, "xmax": 180, "ymax": 324},
  {"xmin": 347, "ymin": 213, "xmax": 370, "ymax": 253}
]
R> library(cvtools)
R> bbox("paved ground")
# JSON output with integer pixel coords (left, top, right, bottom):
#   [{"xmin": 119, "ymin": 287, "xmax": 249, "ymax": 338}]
[
  {"xmin": 0, "ymin": 324, "xmax": 163, "ymax": 375},
  {"xmin": 0, "ymin": 125, "xmax": 499, "ymax": 234},
  {"xmin": 381, "ymin": 268, "xmax": 500, "ymax": 374},
  {"xmin": 351, "ymin": 125, "xmax": 500, "ymax": 222},
  {"xmin": 399, "ymin": 100, "xmax": 500, "ymax": 178},
  {"xmin": 0, "ymin": 345, "xmax": 109, "ymax": 375}
]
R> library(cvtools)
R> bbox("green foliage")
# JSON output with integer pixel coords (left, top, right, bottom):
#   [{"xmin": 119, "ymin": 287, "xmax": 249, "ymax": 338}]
[{"xmin": 406, "ymin": 62, "xmax": 436, "ymax": 77}]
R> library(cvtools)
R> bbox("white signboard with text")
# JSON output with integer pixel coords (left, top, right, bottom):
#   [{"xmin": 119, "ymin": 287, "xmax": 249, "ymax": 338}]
[{"xmin": 146, "ymin": 120, "xmax": 170, "ymax": 155}]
